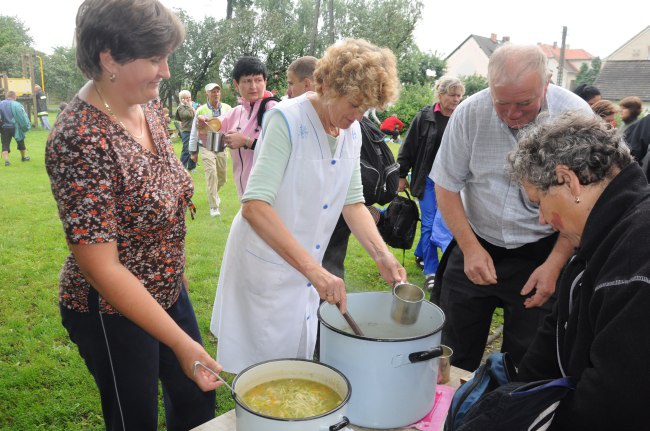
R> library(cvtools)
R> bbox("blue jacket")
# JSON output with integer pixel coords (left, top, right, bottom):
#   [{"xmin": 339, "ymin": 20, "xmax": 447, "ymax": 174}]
[{"xmin": 0, "ymin": 99, "xmax": 31, "ymax": 140}]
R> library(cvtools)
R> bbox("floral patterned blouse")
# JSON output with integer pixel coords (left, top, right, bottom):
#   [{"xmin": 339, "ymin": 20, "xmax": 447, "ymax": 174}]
[{"xmin": 46, "ymin": 96, "xmax": 194, "ymax": 314}]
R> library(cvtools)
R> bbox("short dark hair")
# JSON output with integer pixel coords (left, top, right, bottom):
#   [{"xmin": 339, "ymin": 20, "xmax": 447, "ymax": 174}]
[
  {"xmin": 75, "ymin": 0, "xmax": 185, "ymax": 80},
  {"xmin": 232, "ymin": 56, "xmax": 267, "ymax": 82},
  {"xmin": 573, "ymin": 84, "xmax": 601, "ymax": 102}
]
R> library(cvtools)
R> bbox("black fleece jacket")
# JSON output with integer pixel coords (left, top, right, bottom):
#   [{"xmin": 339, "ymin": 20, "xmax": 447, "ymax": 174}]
[
  {"xmin": 517, "ymin": 163, "xmax": 650, "ymax": 430},
  {"xmin": 397, "ymin": 105, "xmax": 448, "ymax": 199}
]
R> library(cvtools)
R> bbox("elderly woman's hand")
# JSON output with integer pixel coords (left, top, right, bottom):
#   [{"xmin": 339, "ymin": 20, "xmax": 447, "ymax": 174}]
[
  {"xmin": 307, "ymin": 265, "xmax": 347, "ymax": 312},
  {"xmin": 375, "ymin": 250, "xmax": 407, "ymax": 286},
  {"xmin": 520, "ymin": 247, "xmax": 566, "ymax": 308},
  {"xmin": 520, "ymin": 235, "xmax": 573, "ymax": 308},
  {"xmin": 520, "ymin": 263, "xmax": 557, "ymax": 308}
]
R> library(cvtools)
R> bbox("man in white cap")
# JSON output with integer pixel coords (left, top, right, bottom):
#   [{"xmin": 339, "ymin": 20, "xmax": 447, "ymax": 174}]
[{"xmin": 189, "ymin": 83, "xmax": 232, "ymax": 217}]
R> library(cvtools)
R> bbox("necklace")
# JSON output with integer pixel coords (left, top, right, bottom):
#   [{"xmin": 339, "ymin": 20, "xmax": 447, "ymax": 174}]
[
  {"xmin": 312, "ymin": 96, "xmax": 339, "ymax": 136},
  {"xmin": 94, "ymin": 82, "xmax": 145, "ymax": 139}
]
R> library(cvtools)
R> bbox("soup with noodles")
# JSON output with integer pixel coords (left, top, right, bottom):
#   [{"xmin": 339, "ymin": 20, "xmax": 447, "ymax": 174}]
[{"xmin": 241, "ymin": 378, "xmax": 343, "ymax": 418}]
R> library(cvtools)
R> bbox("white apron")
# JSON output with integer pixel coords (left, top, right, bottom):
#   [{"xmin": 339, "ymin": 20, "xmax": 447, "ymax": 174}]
[{"xmin": 210, "ymin": 96, "xmax": 362, "ymax": 373}]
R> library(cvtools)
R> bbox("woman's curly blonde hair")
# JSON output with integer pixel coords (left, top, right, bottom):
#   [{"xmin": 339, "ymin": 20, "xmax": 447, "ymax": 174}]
[{"xmin": 313, "ymin": 38, "xmax": 400, "ymax": 111}]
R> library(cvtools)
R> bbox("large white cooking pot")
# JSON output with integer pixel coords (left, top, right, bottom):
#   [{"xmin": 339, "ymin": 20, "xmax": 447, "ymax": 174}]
[
  {"xmin": 318, "ymin": 292, "xmax": 445, "ymax": 429},
  {"xmin": 232, "ymin": 358, "xmax": 352, "ymax": 431}
]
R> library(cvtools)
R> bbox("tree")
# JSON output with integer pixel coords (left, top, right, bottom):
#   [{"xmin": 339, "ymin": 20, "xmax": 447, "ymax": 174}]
[
  {"xmin": 574, "ymin": 57, "xmax": 601, "ymax": 87},
  {"xmin": 461, "ymin": 74, "xmax": 488, "ymax": 98},
  {"xmin": 308, "ymin": 0, "xmax": 321, "ymax": 55},
  {"xmin": 226, "ymin": 0, "xmax": 254, "ymax": 19},
  {"xmin": 43, "ymin": 47, "xmax": 86, "ymax": 102},
  {"xmin": 0, "ymin": 15, "xmax": 33, "ymax": 77},
  {"xmin": 398, "ymin": 48, "xmax": 446, "ymax": 86},
  {"xmin": 160, "ymin": 10, "xmax": 234, "ymax": 110},
  {"xmin": 336, "ymin": 0, "xmax": 423, "ymax": 58},
  {"xmin": 163, "ymin": 0, "xmax": 433, "ymax": 107}
]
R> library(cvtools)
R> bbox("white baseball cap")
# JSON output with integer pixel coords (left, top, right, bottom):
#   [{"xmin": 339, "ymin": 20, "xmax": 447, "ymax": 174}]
[{"xmin": 205, "ymin": 83, "xmax": 221, "ymax": 92}]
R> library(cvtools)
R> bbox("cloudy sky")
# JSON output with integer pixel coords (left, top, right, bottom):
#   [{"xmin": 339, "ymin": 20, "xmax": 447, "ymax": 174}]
[{"xmin": 3, "ymin": 0, "xmax": 648, "ymax": 59}]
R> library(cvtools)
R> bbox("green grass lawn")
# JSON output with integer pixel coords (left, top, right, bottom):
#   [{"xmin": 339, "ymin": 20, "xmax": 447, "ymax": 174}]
[{"xmin": 0, "ymin": 115, "xmax": 427, "ymax": 430}]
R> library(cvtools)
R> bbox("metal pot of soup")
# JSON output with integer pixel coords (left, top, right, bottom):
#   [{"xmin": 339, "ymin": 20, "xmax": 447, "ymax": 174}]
[
  {"xmin": 318, "ymin": 292, "xmax": 445, "ymax": 429},
  {"xmin": 233, "ymin": 358, "xmax": 351, "ymax": 431}
]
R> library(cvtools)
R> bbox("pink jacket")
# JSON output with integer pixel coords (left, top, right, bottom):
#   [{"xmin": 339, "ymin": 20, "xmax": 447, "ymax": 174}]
[{"xmin": 219, "ymin": 91, "xmax": 278, "ymax": 198}]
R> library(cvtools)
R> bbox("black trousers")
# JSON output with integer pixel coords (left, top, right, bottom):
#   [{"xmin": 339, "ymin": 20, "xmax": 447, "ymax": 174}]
[
  {"xmin": 321, "ymin": 214, "xmax": 352, "ymax": 279},
  {"xmin": 1, "ymin": 126, "xmax": 25, "ymax": 152},
  {"xmin": 61, "ymin": 286, "xmax": 215, "ymax": 431},
  {"xmin": 439, "ymin": 234, "xmax": 557, "ymax": 372}
]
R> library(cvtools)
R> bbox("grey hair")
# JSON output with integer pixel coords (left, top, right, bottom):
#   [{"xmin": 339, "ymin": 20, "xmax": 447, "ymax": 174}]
[
  {"xmin": 488, "ymin": 44, "xmax": 549, "ymax": 91},
  {"xmin": 507, "ymin": 110, "xmax": 633, "ymax": 191},
  {"xmin": 434, "ymin": 76, "xmax": 465, "ymax": 98},
  {"xmin": 178, "ymin": 89, "xmax": 191, "ymax": 100}
]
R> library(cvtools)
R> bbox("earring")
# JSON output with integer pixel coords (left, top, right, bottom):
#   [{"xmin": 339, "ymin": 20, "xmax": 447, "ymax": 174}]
[
  {"xmin": 109, "ymin": 73, "xmax": 116, "ymax": 83},
  {"xmin": 575, "ymin": 196, "xmax": 580, "ymax": 204}
]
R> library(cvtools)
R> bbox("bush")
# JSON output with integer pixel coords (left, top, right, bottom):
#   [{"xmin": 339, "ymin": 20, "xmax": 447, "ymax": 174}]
[{"xmin": 379, "ymin": 83, "xmax": 433, "ymax": 131}]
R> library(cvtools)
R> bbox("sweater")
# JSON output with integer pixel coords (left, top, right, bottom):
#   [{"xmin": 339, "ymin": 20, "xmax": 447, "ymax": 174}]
[{"xmin": 517, "ymin": 163, "xmax": 650, "ymax": 430}]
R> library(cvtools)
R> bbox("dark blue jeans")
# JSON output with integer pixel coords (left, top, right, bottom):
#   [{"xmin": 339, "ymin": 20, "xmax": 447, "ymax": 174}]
[
  {"xmin": 61, "ymin": 286, "xmax": 215, "ymax": 431},
  {"xmin": 180, "ymin": 131, "xmax": 196, "ymax": 171}
]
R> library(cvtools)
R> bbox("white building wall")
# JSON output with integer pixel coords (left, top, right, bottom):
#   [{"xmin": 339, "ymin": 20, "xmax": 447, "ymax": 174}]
[
  {"xmin": 445, "ymin": 39, "xmax": 490, "ymax": 78},
  {"xmin": 607, "ymin": 28, "xmax": 650, "ymax": 61}
]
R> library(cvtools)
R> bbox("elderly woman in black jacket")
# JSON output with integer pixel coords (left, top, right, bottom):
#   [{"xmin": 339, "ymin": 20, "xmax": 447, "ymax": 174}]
[{"xmin": 508, "ymin": 111, "xmax": 650, "ymax": 430}]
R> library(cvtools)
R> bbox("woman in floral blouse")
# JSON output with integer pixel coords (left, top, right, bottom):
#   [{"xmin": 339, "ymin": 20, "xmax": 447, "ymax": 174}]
[{"xmin": 45, "ymin": 0, "xmax": 222, "ymax": 429}]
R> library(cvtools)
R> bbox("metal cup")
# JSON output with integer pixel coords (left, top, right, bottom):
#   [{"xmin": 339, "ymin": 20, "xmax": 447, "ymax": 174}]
[
  {"xmin": 437, "ymin": 345, "xmax": 453, "ymax": 384},
  {"xmin": 390, "ymin": 282, "xmax": 425, "ymax": 325},
  {"xmin": 205, "ymin": 131, "xmax": 226, "ymax": 152}
]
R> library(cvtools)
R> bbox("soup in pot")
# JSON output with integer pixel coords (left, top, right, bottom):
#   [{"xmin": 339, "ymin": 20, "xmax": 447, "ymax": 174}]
[{"xmin": 241, "ymin": 378, "xmax": 342, "ymax": 418}]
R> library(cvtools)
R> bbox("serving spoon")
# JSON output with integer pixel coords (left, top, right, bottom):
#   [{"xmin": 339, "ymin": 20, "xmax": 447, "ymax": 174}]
[
  {"xmin": 338, "ymin": 304, "xmax": 364, "ymax": 336},
  {"xmin": 193, "ymin": 360, "xmax": 237, "ymax": 395}
]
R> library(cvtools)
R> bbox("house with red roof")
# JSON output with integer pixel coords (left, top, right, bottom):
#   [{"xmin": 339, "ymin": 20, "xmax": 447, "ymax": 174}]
[
  {"xmin": 444, "ymin": 33, "xmax": 595, "ymax": 90},
  {"xmin": 537, "ymin": 43, "xmax": 594, "ymax": 90}
]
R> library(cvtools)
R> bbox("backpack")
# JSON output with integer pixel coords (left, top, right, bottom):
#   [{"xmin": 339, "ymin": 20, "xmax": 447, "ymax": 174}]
[
  {"xmin": 456, "ymin": 377, "xmax": 575, "ymax": 431},
  {"xmin": 256, "ymin": 96, "xmax": 281, "ymax": 127},
  {"xmin": 445, "ymin": 352, "xmax": 516, "ymax": 431},
  {"xmin": 445, "ymin": 352, "xmax": 575, "ymax": 431},
  {"xmin": 378, "ymin": 189, "xmax": 419, "ymax": 250},
  {"xmin": 359, "ymin": 116, "xmax": 400, "ymax": 205}
]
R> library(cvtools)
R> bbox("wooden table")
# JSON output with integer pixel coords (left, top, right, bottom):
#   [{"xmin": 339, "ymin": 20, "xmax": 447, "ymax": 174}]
[{"xmin": 191, "ymin": 366, "xmax": 471, "ymax": 431}]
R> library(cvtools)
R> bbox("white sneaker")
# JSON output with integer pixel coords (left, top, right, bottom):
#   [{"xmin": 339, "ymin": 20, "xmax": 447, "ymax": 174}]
[{"xmin": 210, "ymin": 208, "xmax": 221, "ymax": 217}]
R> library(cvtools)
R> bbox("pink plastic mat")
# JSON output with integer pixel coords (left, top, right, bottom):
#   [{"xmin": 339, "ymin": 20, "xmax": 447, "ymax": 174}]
[{"xmin": 406, "ymin": 384, "xmax": 456, "ymax": 431}]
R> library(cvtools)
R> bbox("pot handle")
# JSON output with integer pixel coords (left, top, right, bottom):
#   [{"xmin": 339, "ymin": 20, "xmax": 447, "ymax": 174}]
[
  {"xmin": 408, "ymin": 346, "xmax": 444, "ymax": 363},
  {"xmin": 327, "ymin": 416, "xmax": 350, "ymax": 431}
]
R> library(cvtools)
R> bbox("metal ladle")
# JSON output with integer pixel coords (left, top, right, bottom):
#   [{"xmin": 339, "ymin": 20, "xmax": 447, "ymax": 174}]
[
  {"xmin": 339, "ymin": 305, "xmax": 364, "ymax": 336},
  {"xmin": 193, "ymin": 360, "xmax": 237, "ymax": 395}
]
